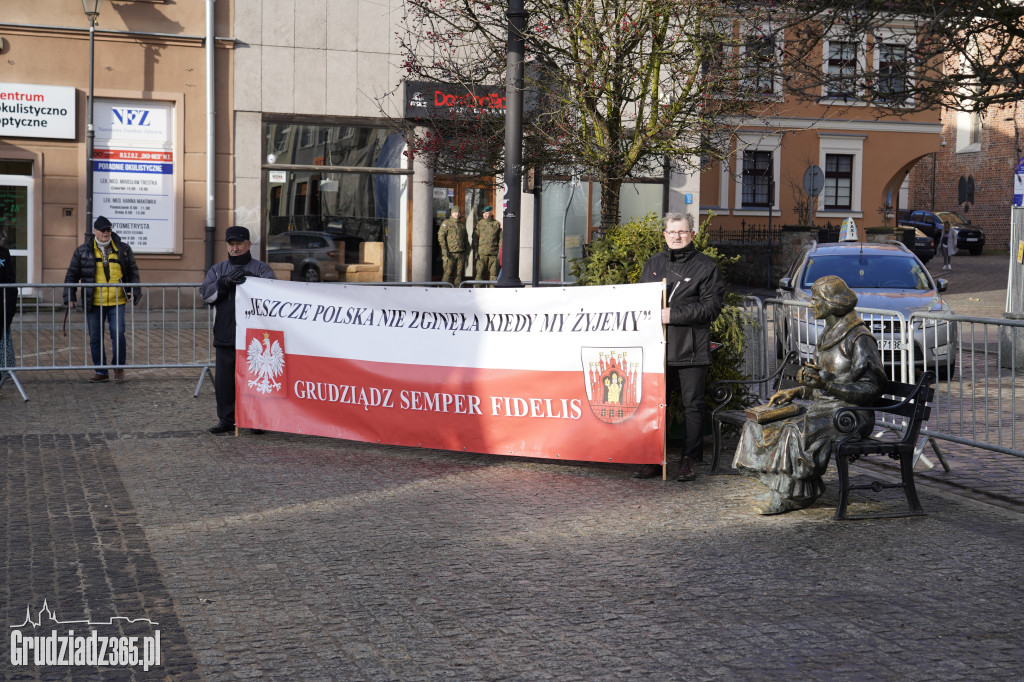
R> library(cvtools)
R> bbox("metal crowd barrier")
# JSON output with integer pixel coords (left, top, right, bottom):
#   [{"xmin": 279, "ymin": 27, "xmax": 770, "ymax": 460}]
[
  {"xmin": 910, "ymin": 311, "xmax": 1023, "ymax": 458},
  {"xmin": 767, "ymin": 299, "xmax": 914, "ymax": 383},
  {"xmin": 756, "ymin": 299, "xmax": 1023, "ymax": 462},
  {"xmin": 0, "ymin": 282, "xmax": 213, "ymax": 401},
  {"xmin": 736, "ymin": 295, "xmax": 768, "ymax": 396}
]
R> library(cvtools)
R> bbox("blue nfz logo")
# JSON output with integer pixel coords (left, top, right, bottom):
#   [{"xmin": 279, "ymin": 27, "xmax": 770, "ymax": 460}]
[{"xmin": 112, "ymin": 108, "xmax": 151, "ymax": 126}]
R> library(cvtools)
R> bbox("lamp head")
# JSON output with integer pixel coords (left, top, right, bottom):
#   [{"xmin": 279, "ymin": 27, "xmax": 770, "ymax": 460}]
[{"xmin": 81, "ymin": 0, "xmax": 103, "ymax": 19}]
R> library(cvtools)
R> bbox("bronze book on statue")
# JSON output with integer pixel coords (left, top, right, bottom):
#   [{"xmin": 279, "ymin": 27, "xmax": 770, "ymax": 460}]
[{"xmin": 744, "ymin": 402, "xmax": 804, "ymax": 424}]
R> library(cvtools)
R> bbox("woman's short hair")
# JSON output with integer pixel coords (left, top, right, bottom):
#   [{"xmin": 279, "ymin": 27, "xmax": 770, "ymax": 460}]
[{"xmin": 811, "ymin": 275, "xmax": 858, "ymax": 316}]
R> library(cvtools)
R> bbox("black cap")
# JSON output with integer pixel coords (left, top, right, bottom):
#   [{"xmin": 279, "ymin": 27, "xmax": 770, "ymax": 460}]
[
  {"xmin": 225, "ymin": 226, "xmax": 250, "ymax": 242},
  {"xmin": 94, "ymin": 216, "xmax": 112, "ymax": 232}
]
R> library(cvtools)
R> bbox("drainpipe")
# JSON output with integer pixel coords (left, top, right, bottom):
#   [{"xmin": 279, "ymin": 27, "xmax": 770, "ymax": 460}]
[{"xmin": 204, "ymin": 0, "xmax": 216, "ymax": 270}]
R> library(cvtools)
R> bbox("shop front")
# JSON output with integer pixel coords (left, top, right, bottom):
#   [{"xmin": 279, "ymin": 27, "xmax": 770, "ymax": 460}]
[{"xmin": 262, "ymin": 119, "xmax": 410, "ymax": 282}]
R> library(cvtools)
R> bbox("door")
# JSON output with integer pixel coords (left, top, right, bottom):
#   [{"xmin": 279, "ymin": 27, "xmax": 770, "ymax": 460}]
[
  {"xmin": 431, "ymin": 179, "xmax": 494, "ymax": 281},
  {"xmin": 0, "ymin": 173, "xmax": 33, "ymax": 286}
]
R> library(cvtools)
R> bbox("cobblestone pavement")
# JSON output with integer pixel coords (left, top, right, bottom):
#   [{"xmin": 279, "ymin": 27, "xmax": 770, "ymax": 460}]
[{"xmin": 2, "ymin": 367, "xmax": 1023, "ymax": 681}]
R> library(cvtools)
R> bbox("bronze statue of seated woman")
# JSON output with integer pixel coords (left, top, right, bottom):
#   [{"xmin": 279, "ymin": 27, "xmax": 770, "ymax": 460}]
[{"xmin": 733, "ymin": 275, "xmax": 888, "ymax": 515}]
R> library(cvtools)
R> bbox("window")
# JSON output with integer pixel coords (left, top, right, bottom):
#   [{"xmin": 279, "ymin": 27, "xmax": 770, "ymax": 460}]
[
  {"xmin": 955, "ymin": 110, "xmax": 983, "ymax": 153},
  {"xmin": 742, "ymin": 150, "xmax": 773, "ymax": 207},
  {"xmin": 969, "ymin": 112, "xmax": 982, "ymax": 145},
  {"xmin": 743, "ymin": 33, "xmax": 777, "ymax": 96},
  {"xmin": 877, "ymin": 42, "xmax": 908, "ymax": 101},
  {"xmin": 824, "ymin": 154, "xmax": 852, "ymax": 210},
  {"xmin": 263, "ymin": 121, "xmax": 410, "ymax": 281},
  {"xmin": 817, "ymin": 133, "xmax": 864, "ymax": 216},
  {"xmin": 826, "ymin": 41, "xmax": 858, "ymax": 99}
]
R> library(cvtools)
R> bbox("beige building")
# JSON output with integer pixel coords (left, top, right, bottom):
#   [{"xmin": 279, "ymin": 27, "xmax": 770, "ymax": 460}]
[{"xmin": 0, "ymin": 0, "xmax": 235, "ymax": 285}]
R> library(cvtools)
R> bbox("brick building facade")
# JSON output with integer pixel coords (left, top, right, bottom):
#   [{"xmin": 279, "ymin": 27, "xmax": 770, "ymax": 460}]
[{"xmin": 907, "ymin": 103, "xmax": 1020, "ymax": 249}]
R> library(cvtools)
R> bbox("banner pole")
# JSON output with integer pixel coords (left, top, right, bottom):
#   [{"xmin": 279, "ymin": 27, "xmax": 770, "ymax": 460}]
[{"xmin": 662, "ymin": 278, "xmax": 667, "ymax": 481}]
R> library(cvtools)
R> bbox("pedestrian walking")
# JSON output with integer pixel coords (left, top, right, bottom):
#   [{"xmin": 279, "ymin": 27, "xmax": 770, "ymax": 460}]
[
  {"xmin": 939, "ymin": 220, "xmax": 956, "ymax": 270},
  {"xmin": 62, "ymin": 216, "xmax": 141, "ymax": 383},
  {"xmin": 200, "ymin": 226, "xmax": 276, "ymax": 434},
  {"xmin": 1, "ymin": 242, "xmax": 17, "ymax": 373}
]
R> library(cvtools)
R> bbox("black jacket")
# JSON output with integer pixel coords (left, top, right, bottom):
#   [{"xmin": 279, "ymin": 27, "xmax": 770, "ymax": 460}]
[
  {"xmin": 62, "ymin": 232, "xmax": 142, "ymax": 309},
  {"xmin": 199, "ymin": 257, "xmax": 276, "ymax": 347},
  {"xmin": 640, "ymin": 245, "xmax": 726, "ymax": 367},
  {"xmin": 1, "ymin": 245, "xmax": 16, "ymax": 332}
]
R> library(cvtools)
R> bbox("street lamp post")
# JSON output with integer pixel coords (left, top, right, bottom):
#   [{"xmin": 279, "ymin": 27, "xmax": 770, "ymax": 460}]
[
  {"xmin": 82, "ymin": 0, "xmax": 103, "ymax": 237},
  {"xmin": 496, "ymin": 0, "xmax": 528, "ymax": 288}
]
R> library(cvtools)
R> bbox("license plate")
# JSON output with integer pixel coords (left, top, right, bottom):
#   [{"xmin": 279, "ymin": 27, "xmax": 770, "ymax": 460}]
[
  {"xmin": 966, "ymin": 238, "xmax": 979, "ymax": 242},
  {"xmin": 879, "ymin": 340, "xmax": 904, "ymax": 351}
]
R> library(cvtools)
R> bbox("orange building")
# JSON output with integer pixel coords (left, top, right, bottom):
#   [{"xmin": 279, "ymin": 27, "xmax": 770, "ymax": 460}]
[{"xmin": 700, "ymin": 23, "xmax": 941, "ymax": 235}]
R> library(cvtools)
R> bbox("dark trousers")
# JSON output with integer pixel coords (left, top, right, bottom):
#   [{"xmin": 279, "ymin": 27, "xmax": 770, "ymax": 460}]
[
  {"xmin": 673, "ymin": 365, "xmax": 709, "ymax": 461},
  {"xmin": 214, "ymin": 345, "xmax": 236, "ymax": 426}
]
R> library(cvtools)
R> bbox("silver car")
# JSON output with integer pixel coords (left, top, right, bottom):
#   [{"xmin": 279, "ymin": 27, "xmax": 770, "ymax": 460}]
[
  {"xmin": 775, "ymin": 241, "xmax": 957, "ymax": 380},
  {"xmin": 266, "ymin": 231, "xmax": 341, "ymax": 282}
]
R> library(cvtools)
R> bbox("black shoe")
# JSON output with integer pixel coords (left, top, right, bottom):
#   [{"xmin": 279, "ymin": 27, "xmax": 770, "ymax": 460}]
[
  {"xmin": 632, "ymin": 463, "xmax": 662, "ymax": 479},
  {"xmin": 677, "ymin": 456, "xmax": 697, "ymax": 482},
  {"xmin": 208, "ymin": 421, "xmax": 234, "ymax": 434}
]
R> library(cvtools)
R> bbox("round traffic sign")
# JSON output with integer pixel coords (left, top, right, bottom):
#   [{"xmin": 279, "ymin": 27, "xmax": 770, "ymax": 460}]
[{"xmin": 803, "ymin": 165, "xmax": 824, "ymax": 198}]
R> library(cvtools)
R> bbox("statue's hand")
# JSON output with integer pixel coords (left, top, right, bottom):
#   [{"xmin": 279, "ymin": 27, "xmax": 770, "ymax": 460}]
[
  {"xmin": 768, "ymin": 388, "xmax": 799, "ymax": 406},
  {"xmin": 798, "ymin": 365, "xmax": 828, "ymax": 389}
]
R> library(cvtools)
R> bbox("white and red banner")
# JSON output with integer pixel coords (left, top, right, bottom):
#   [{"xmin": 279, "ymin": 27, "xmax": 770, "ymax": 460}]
[{"xmin": 234, "ymin": 279, "xmax": 666, "ymax": 464}]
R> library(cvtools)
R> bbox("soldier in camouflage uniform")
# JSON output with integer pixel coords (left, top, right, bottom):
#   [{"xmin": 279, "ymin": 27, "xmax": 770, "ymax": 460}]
[
  {"xmin": 473, "ymin": 205, "xmax": 502, "ymax": 283},
  {"xmin": 437, "ymin": 207, "xmax": 469, "ymax": 286}
]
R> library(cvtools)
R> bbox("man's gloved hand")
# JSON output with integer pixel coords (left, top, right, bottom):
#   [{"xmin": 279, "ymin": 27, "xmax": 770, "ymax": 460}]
[
  {"xmin": 217, "ymin": 275, "xmax": 238, "ymax": 296},
  {"xmin": 227, "ymin": 268, "xmax": 248, "ymax": 285}
]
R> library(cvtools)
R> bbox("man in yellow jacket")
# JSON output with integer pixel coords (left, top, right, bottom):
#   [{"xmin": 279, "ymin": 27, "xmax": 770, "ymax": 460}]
[{"xmin": 63, "ymin": 216, "xmax": 141, "ymax": 382}]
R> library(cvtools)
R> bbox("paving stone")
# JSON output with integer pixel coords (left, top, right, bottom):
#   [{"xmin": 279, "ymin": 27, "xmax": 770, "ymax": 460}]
[{"xmin": 2, "ymin": 369, "xmax": 1023, "ymax": 680}]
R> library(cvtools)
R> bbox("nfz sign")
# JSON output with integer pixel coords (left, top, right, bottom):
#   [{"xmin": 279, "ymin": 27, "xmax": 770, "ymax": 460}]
[
  {"xmin": 95, "ymin": 99, "xmax": 170, "ymax": 143},
  {"xmin": 111, "ymin": 108, "xmax": 153, "ymax": 127}
]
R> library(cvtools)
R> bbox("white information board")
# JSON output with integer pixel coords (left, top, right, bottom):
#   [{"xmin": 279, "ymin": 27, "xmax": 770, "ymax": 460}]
[
  {"xmin": 0, "ymin": 82, "xmax": 76, "ymax": 139},
  {"xmin": 92, "ymin": 99, "xmax": 175, "ymax": 253}
]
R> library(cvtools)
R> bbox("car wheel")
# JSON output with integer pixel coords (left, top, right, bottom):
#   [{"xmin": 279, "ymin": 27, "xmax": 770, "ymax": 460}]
[
  {"xmin": 937, "ymin": 359, "xmax": 956, "ymax": 382},
  {"xmin": 968, "ymin": 247, "xmax": 983, "ymax": 256},
  {"xmin": 302, "ymin": 266, "xmax": 321, "ymax": 282}
]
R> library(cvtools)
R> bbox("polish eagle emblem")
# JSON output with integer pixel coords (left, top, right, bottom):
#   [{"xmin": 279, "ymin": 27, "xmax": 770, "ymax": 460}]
[{"xmin": 246, "ymin": 332, "xmax": 285, "ymax": 394}]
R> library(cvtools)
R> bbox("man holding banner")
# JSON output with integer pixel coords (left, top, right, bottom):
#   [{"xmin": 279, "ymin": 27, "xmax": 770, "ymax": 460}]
[
  {"xmin": 200, "ymin": 226, "xmax": 276, "ymax": 434},
  {"xmin": 634, "ymin": 213, "xmax": 725, "ymax": 481}
]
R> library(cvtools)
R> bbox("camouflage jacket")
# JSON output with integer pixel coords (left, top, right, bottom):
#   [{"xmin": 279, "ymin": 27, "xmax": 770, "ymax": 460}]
[
  {"xmin": 438, "ymin": 218, "xmax": 469, "ymax": 253},
  {"xmin": 473, "ymin": 218, "xmax": 502, "ymax": 256}
]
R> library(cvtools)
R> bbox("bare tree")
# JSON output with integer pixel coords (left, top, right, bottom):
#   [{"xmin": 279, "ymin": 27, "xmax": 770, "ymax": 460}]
[
  {"xmin": 394, "ymin": 0, "xmax": 790, "ymax": 229},
  {"xmin": 769, "ymin": 1, "xmax": 1024, "ymax": 114}
]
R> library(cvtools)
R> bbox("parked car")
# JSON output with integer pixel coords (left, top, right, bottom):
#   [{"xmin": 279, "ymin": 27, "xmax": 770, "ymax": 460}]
[
  {"xmin": 775, "ymin": 241, "xmax": 957, "ymax": 380},
  {"xmin": 898, "ymin": 209, "xmax": 985, "ymax": 255},
  {"xmin": 266, "ymin": 231, "xmax": 341, "ymax": 282},
  {"xmin": 908, "ymin": 228, "xmax": 934, "ymax": 265}
]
